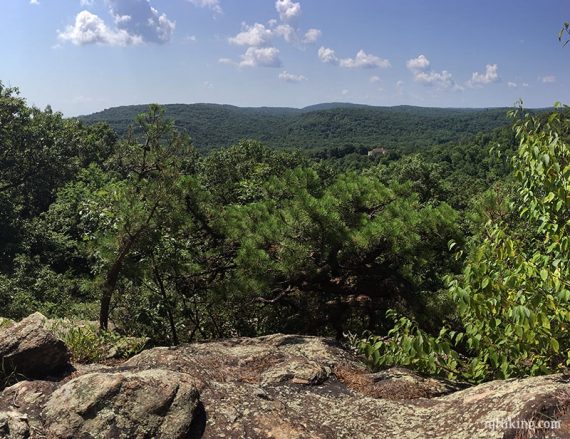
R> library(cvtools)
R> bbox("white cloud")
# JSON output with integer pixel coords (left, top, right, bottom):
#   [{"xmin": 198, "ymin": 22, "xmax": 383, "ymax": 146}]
[
  {"xmin": 224, "ymin": 1, "xmax": 319, "ymax": 69},
  {"xmin": 203, "ymin": 81, "xmax": 214, "ymax": 89},
  {"xmin": 319, "ymin": 47, "xmax": 390, "ymax": 69},
  {"xmin": 522, "ymin": 82, "xmax": 529, "ymax": 87},
  {"xmin": 58, "ymin": 10, "xmax": 142, "ymax": 46},
  {"xmin": 318, "ymin": 46, "xmax": 338, "ymax": 64},
  {"xmin": 541, "ymin": 75, "xmax": 556, "ymax": 83},
  {"xmin": 507, "ymin": 81, "xmax": 517, "ymax": 88},
  {"xmin": 468, "ymin": 64, "xmax": 499, "ymax": 87},
  {"xmin": 229, "ymin": 23, "xmax": 273, "ymax": 46},
  {"xmin": 406, "ymin": 54, "xmax": 430, "ymax": 72},
  {"xmin": 340, "ymin": 50, "xmax": 391, "ymax": 69},
  {"xmin": 406, "ymin": 54, "xmax": 460, "ymax": 90},
  {"xmin": 279, "ymin": 70, "xmax": 307, "ymax": 82},
  {"xmin": 341, "ymin": 89, "xmax": 349, "ymax": 96},
  {"xmin": 415, "ymin": 70, "xmax": 458, "ymax": 89},
  {"xmin": 302, "ymin": 28, "xmax": 321, "ymax": 44},
  {"xmin": 369, "ymin": 75, "xmax": 381, "ymax": 83},
  {"xmin": 229, "ymin": 22, "xmax": 319, "ymax": 47},
  {"xmin": 188, "ymin": 0, "xmax": 222, "ymax": 14},
  {"xmin": 80, "ymin": 0, "xmax": 94, "ymax": 6},
  {"xmin": 275, "ymin": 0, "xmax": 301, "ymax": 22},
  {"xmin": 396, "ymin": 80, "xmax": 404, "ymax": 87},
  {"xmin": 30, "ymin": 0, "xmax": 39, "ymax": 5},
  {"xmin": 114, "ymin": 14, "xmax": 131, "ymax": 25},
  {"xmin": 226, "ymin": 46, "xmax": 281, "ymax": 68},
  {"xmin": 274, "ymin": 24, "xmax": 297, "ymax": 43},
  {"xmin": 107, "ymin": 0, "xmax": 175, "ymax": 44}
]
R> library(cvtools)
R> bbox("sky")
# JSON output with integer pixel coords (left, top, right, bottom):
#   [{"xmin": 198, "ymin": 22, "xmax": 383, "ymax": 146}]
[{"xmin": 1, "ymin": 0, "xmax": 569, "ymax": 116}]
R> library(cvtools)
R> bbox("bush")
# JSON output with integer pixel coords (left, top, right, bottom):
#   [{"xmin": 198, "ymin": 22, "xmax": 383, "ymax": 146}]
[
  {"xmin": 49, "ymin": 320, "xmax": 148, "ymax": 363},
  {"xmin": 352, "ymin": 107, "xmax": 570, "ymax": 383}
]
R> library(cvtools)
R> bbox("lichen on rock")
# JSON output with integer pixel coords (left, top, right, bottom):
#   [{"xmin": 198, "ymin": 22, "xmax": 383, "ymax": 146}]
[{"xmin": 0, "ymin": 318, "xmax": 568, "ymax": 438}]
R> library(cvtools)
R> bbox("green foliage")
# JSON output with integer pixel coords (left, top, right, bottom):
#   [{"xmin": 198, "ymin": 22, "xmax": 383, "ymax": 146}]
[
  {"xmin": 349, "ymin": 310, "xmax": 460, "ymax": 378},
  {"xmin": 198, "ymin": 140, "xmax": 307, "ymax": 204},
  {"xmin": 79, "ymin": 105, "xmax": 195, "ymax": 329},
  {"xmin": 0, "ymin": 82, "xmax": 530, "ymax": 350},
  {"xmin": 222, "ymin": 166, "xmax": 460, "ymax": 336},
  {"xmin": 0, "ymin": 82, "xmax": 117, "ymax": 319},
  {"xmin": 353, "ymin": 106, "xmax": 570, "ymax": 382},
  {"xmin": 80, "ymin": 103, "xmax": 514, "ymax": 153},
  {"xmin": 50, "ymin": 321, "xmax": 147, "ymax": 363}
]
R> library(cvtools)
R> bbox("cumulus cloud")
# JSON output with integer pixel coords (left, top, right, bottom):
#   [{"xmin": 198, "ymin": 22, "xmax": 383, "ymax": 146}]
[
  {"xmin": 406, "ymin": 54, "xmax": 460, "ymax": 90},
  {"xmin": 468, "ymin": 64, "xmax": 500, "ymax": 87},
  {"xmin": 406, "ymin": 54, "xmax": 430, "ymax": 72},
  {"xmin": 224, "ymin": 23, "xmax": 285, "ymax": 67},
  {"xmin": 107, "ymin": 0, "xmax": 175, "ymax": 44},
  {"xmin": 319, "ymin": 47, "xmax": 390, "ymax": 69},
  {"xmin": 275, "ymin": 0, "xmax": 301, "ymax": 22},
  {"xmin": 221, "ymin": 47, "xmax": 282, "ymax": 68},
  {"xmin": 273, "ymin": 24, "xmax": 297, "ymax": 43},
  {"xmin": 30, "ymin": 0, "xmax": 39, "ymax": 5},
  {"xmin": 188, "ymin": 0, "xmax": 222, "ymax": 14},
  {"xmin": 302, "ymin": 28, "xmax": 321, "ymax": 44},
  {"xmin": 541, "ymin": 75, "xmax": 556, "ymax": 83},
  {"xmin": 507, "ymin": 81, "xmax": 518, "ymax": 88},
  {"xmin": 318, "ymin": 46, "xmax": 338, "ymax": 64},
  {"xmin": 224, "ymin": 1, "xmax": 320, "ymax": 69},
  {"xmin": 340, "ymin": 50, "xmax": 390, "ymax": 69},
  {"xmin": 60, "ymin": 1, "xmax": 176, "ymax": 46},
  {"xmin": 229, "ymin": 23, "xmax": 273, "ymax": 46},
  {"xmin": 58, "ymin": 10, "xmax": 142, "ymax": 46},
  {"xmin": 414, "ymin": 70, "xmax": 457, "ymax": 89},
  {"xmin": 279, "ymin": 70, "xmax": 307, "ymax": 82},
  {"xmin": 369, "ymin": 75, "xmax": 381, "ymax": 83},
  {"xmin": 80, "ymin": 0, "xmax": 94, "ymax": 6},
  {"xmin": 229, "ymin": 21, "xmax": 320, "ymax": 48}
]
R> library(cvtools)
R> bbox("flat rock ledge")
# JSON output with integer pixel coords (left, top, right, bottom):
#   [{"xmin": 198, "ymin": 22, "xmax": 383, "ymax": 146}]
[{"xmin": 0, "ymin": 321, "xmax": 569, "ymax": 438}]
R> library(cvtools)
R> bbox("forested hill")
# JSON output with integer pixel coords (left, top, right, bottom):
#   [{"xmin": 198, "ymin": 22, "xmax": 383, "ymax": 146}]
[{"xmin": 78, "ymin": 103, "xmax": 514, "ymax": 152}]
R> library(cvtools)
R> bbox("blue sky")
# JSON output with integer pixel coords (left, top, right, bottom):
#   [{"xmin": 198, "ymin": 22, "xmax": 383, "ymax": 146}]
[{"xmin": 1, "ymin": 0, "xmax": 568, "ymax": 115}]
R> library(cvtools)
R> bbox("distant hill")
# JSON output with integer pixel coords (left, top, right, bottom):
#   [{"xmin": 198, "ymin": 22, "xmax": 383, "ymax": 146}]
[{"xmin": 78, "ymin": 103, "xmax": 515, "ymax": 152}]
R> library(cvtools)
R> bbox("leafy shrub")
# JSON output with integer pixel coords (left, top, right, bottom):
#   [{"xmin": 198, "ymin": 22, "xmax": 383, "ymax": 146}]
[
  {"xmin": 50, "ymin": 320, "xmax": 148, "ymax": 363},
  {"xmin": 352, "ymin": 107, "xmax": 570, "ymax": 383}
]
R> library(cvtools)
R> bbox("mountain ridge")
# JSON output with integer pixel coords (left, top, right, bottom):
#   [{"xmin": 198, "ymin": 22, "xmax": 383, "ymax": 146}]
[{"xmin": 77, "ymin": 102, "xmax": 523, "ymax": 152}]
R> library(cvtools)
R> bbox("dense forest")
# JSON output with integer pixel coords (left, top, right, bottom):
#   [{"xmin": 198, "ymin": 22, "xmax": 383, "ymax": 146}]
[
  {"xmin": 80, "ymin": 103, "xmax": 517, "ymax": 153},
  {"xmin": 1, "ymin": 80, "xmax": 568, "ymax": 384}
]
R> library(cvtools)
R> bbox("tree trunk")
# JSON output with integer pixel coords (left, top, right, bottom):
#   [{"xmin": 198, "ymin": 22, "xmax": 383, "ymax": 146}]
[
  {"xmin": 99, "ymin": 201, "xmax": 159, "ymax": 331},
  {"xmin": 153, "ymin": 266, "xmax": 179, "ymax": 346},
  {"xmin": 99, "ymin": 236, "xmax": 137, "ymax": 330}
]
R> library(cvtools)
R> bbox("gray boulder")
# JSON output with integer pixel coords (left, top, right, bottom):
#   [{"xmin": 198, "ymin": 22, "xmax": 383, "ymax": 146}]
[
  {"xmin": 0, "ymin": 313, "xmax": 70, "ymax": 380},
  {"xmin": 42, "ymin": 369, "xmax": 202, "ymax": 439}
]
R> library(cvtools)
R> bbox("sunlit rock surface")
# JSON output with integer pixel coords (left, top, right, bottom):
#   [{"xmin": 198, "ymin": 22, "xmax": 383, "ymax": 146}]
[{"xmin": 0, "ymin": 318, "xmax": 569, "ymax": 438}]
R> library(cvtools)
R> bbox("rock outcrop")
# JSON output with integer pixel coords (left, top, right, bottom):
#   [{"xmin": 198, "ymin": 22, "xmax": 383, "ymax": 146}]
[
  {"xmin": 0, "ymin": 313, "xmax": 71, "ymax": 380},
  {"xmin": 43, "ymin": 369, "xmax": 201, "ymax": 439},
  {"xmin": 0, "ymin": 319, "xmax": 569, "ymax": 438}
]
